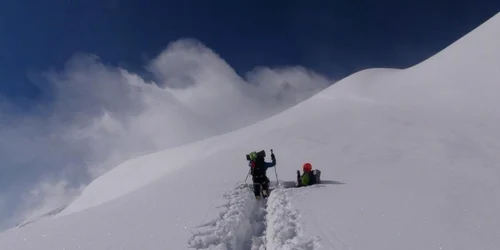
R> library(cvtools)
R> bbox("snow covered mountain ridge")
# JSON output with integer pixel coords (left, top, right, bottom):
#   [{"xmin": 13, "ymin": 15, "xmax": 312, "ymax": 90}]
[
  {"xmin": 0, "ymin": 39, "xmax": 331, "ymax": 230},
  {"xmin": 0, "ymin": 12, "xmax": 499, "ymax": 250}
]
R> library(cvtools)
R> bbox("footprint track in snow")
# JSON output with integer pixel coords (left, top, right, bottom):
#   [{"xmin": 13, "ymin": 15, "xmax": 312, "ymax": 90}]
[
  {"xmin": 189, "ymin": 183, "xmax": 319, "ymax": 250},
  {"xmin": 188, "ymin": 184, "xmax": 267, "ymax": 250},
  {"xmin": 266, "ymin": 187, "xmax": 319, "ymax": 250}
]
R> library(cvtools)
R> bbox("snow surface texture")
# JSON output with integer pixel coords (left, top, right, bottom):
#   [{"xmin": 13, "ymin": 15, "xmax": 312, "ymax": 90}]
[
  {"xmin": 265, "ymin": 187, "xmax": 319, "ymax": 250},
  {"xmin": 0, "ymin": 12, "xmax": 499, "ymax": 250},
  {"xmin": 188, "ymin": 184, "xmax": 267, "ymax": 250},
  {"xmin": 187, "ymin": 184, "xmax": 319, "ymax": 250}
]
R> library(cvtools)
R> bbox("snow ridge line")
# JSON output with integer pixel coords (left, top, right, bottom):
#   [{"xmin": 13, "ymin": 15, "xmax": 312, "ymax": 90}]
[
  {"xmin": 265, "ymin": 187, "xmax": 319, "ymax": 250},
  {"xmin": 188, "ymin": 184, "xmax": 266, "ymax": 250}
]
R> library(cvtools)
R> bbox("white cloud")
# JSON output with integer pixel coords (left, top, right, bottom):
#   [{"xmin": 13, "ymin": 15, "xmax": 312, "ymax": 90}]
[
  {"xmin": 15, "ymin": 179, "xmax": 84, "ymax": 228},
  {"xmin": 0, "ymin": 39, "xmax": 332, "ymax": 229}
]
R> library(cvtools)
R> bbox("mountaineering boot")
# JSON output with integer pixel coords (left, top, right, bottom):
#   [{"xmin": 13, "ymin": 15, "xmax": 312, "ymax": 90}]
[{"xmin": 262, "ymin": 189, "xmax": 268, "ymax": 198}]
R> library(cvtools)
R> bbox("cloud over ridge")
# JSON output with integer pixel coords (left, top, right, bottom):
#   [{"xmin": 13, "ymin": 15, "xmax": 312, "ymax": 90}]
[{"xmin": 0, "ymin": 39, "xmax": 332, "ymax": 229}]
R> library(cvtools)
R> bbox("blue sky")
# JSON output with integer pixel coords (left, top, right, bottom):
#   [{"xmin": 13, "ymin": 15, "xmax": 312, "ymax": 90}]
[{"xmin": 1, "ymin": 0, "xmax": 498, "ymax": 102}]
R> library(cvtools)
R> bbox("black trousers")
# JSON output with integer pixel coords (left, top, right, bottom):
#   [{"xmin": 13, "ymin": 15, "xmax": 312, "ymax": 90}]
[{"xmin": 252, "ymin": 175, "xmax": 270, "ymax": 197}]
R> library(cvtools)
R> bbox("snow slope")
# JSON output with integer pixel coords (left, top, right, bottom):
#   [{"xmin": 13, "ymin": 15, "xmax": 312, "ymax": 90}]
[{"xmin": 1, "ymin": 12, "xmax": 499, "ymax": 250}]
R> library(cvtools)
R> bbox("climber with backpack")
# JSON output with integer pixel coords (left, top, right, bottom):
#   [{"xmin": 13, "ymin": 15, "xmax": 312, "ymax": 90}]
[
  {"xmin": 297, "ymin": 162, "xmax": 321, "ymax": 187},
  {"xmin": 246, "ymin": 149, "xmax": 276, "ymax": 199}
]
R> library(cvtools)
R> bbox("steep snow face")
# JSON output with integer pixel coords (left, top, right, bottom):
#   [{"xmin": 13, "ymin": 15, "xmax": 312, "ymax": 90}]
[
  {"xmin": 280, "ymin": 12, "xmax": 500, "ymax": 250},
  {"xmin": 0, "ymin": 12, "xmax": 499, "ymax": 250}
]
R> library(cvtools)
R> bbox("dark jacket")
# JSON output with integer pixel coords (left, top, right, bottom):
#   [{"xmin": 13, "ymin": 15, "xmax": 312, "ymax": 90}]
[{"xmin": 248, "ymin": 156, "xmax": 276, "ymax": 177}]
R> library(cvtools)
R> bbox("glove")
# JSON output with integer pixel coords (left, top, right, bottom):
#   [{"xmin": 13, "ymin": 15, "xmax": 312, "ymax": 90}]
[{"xmin": 271, "ymin": 153, "xmax": 276, "ymax": 161}]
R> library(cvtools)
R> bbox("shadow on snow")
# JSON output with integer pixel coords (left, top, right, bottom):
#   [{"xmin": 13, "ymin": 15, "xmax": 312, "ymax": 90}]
[{"xmin": 275, "ymin": 180, "xmax": 346, "ymax": 189}]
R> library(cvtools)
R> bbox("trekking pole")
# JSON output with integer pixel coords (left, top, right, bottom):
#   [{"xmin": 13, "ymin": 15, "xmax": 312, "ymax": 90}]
[
  {"xmin": 271, "ymin": 149, "xmax": 279, "ymax": 186},
  {"xmin": 244, "ymin": 168, "xmax": 250, "ymax": 182}
]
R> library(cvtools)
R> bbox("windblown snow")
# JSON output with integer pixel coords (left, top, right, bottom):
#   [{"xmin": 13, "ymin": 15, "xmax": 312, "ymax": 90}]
[{"xmin": 1, "ymin": 12, "xmax": 499, "ymax": 250}]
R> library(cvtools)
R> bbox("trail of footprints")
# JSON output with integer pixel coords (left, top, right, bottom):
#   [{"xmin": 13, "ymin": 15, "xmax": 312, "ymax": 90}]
[{"xmin": 189, "ymin": 183, "xmax": 318, "ymax": 250}]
